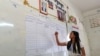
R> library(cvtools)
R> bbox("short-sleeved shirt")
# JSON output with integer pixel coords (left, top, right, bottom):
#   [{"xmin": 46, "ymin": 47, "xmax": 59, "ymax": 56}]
[{"xmin": 68, "ymin": 42, "xmax": 84, "ymax": 56}]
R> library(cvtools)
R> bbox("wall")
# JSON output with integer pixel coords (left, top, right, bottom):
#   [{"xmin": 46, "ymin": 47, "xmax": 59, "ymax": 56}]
[
  {"xmin": 0, "ymin": 0, "xmax": 90, "ymax": 56},
  {"xmin": 83, "ymin": 8, "xmax": 100, "ymax": 56}
]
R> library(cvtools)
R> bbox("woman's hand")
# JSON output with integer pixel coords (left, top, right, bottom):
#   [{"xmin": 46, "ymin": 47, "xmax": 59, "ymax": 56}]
[{"xmin": 55, "ymin": 32, "xmax": 58, "ymax": 36}]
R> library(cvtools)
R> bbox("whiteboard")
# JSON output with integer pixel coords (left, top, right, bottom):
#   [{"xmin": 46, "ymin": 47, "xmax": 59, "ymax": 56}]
[{"xmin": 25, "ymin": 15, "xmax": 68, "ymax": 56}]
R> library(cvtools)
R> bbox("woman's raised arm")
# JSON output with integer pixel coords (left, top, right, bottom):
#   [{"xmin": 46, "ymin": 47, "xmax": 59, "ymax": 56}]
[{"xmin": 55, "ymin": 32, "xmax": 67, "ymax": 46}]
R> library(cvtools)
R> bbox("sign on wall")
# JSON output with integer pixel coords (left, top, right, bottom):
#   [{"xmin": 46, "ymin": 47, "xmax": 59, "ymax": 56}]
[
  {"xmin": 39, "ymin": 0, "xmax": 48, "ymax": 15},
  {"xmin": 89, "ymin": 18, "xmax": 100, "ymax": 28}
]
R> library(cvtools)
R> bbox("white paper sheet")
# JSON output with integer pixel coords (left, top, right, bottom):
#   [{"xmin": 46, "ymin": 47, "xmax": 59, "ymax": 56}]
[{"xmin": 25, "ymin": 15, "xmax": 68, "ymax": 56}]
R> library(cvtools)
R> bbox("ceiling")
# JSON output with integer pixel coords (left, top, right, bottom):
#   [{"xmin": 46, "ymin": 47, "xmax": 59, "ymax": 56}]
[{"xmin": 69, "ymin": 0, "xmax": 100, "ymax": 12}]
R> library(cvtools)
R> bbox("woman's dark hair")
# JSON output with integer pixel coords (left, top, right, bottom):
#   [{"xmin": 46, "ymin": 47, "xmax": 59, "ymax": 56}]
[{"xmin": 67, "ymin": 31, "xmax": 81, "ymax": 54}]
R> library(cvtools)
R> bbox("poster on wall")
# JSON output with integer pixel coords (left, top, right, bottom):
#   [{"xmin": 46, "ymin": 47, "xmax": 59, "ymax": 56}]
[
  {"xmin": 89, "ymin": 18, "xmax": 100, "ymax": 28},
  {"xmin": 39, "ymin": 0, "xmax": 48, "ymax": 15},
  {"xmin": 57, "ymin": 10, "xmax": 66, "ymax": 22},
  {"xmin": 48, "ymin": 0, "xmax": 53, "ymax": 9}
]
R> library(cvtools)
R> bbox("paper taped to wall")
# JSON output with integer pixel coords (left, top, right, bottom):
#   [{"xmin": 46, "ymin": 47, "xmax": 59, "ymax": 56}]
[{"xmin": 25, "ymin": 15, "xmax": 67, "ymax": 56}]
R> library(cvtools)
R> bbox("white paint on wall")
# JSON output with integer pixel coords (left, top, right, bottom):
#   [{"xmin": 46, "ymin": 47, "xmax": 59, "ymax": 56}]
[{"xmin": 83, "ymin": 8, "xmax": 100, "ymax": 56}]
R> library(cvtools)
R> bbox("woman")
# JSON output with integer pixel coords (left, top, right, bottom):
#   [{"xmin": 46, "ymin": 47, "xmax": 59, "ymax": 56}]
[{"xmin": 55, "ymin": 31, "xmax": 86, "ymax": 56}]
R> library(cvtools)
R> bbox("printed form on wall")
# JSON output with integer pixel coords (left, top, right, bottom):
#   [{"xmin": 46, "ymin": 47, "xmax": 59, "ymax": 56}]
[{"xmin": 25, "ymin": 15, "xmax": 68, "ymax": 56}]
